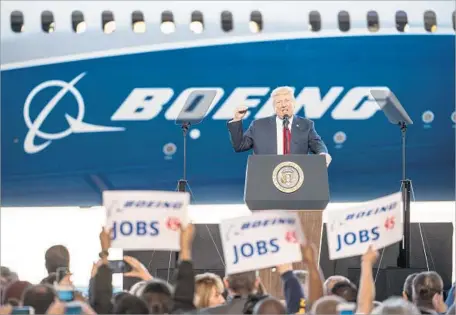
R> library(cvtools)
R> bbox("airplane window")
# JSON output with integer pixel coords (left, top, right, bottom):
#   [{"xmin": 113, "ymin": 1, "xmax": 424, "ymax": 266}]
[
  {"xmin": 41, "ymin": 11, "xmax": 55, "ymax": 33},
  {"xmin": 71, "ymin": 11, "xmax": 86, "ymax": 33},
  {"xmin": 102, "ymin": 11, "xmax": 115, "ymax": 34},
  {"xmin": 132, "ymin": 11, "xmax": 146, "ymax": 33},
  {"xmin": 161, "ymin": 11, "xmax": 175, "ymax": 34},
  {"xmin": 395, "ymin": 10, "xmax": 408, "ymax": 32},
  {"xmin": 424, "ymin": 11, "xmax": 437, "ymax": 32},
  {"xmin": 221, "ymin": 11, "xmax": 233, "ymax": 32},
  {"xmin": 10, "ymin": 11, "xmax": 24, "ymax": 33},
  {"xmin": 453, "ymin": 11, "xmax": 455, "ymax": 31},
  {"xmin": 367, "ymin": 10, "xmax": 379, "ymax": 32},
  {"xmin": 190, "ymin": 11, "xmax": 204, "ymax": 34},
  {"xmin": 338, "ymin": 11, "xmax": 350, "ymax": 32},
  {"xmin": 250, "ymin": 11, "xmax": 263, "ymax": 33},
  {"xmin": 309, "ymin": 11, "xmax": 321, "ymax": 32}
]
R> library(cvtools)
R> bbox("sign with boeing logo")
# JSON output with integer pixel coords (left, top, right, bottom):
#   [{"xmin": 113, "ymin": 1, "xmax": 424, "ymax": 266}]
[
  {"xmin": 326, "ymin": 192, "xmax": 403, "ymax": 260},
  {"xmin": 22, "ymin": 72, "xmax": 391, "ymax": 154},
  {"xmin": 220, "ymin": 211, "xmax": 305, "ymax": 275},
  {"xmin": 104, "ymin": 190, "xmax": 190, "ymax": 251}
]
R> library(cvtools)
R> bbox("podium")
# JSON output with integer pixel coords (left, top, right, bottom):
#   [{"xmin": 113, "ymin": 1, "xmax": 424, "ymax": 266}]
[{"xmin": 244, "ymin": 154, "xmax": 330, "ymax": 298}]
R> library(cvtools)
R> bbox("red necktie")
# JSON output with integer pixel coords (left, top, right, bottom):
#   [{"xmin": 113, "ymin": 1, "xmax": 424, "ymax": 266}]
[{"xmin": 283, "ymin": 125, "xmax": 291, "ymax": 155}]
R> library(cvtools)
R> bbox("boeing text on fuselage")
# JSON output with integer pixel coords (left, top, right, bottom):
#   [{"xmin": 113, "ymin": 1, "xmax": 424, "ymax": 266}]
[{"xmin": 23, "ymin": 72, "xmax": 391, "ymax": 154}]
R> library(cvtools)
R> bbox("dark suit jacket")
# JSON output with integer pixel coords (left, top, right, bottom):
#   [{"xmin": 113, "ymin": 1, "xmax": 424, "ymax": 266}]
[{"xmin": 227, "ymin": 115, "xmax": 328, "ymax": 155}]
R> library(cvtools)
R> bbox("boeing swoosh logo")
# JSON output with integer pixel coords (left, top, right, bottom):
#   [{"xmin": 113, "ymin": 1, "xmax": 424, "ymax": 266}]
[{"xmin": 23, "ymin": 72, "xmax": 124, "ymax": 154}]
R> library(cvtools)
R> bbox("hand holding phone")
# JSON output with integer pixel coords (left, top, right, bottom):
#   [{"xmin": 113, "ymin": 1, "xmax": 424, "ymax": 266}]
[{"xmin": 108, "ymin": 260, "xmax": 133, "ymax": 274}]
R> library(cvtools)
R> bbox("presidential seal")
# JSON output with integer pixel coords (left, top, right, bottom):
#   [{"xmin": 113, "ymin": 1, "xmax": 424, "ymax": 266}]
[{"xmin": 272, "ymin": 161, "xmax": 304, "ymax": 193}]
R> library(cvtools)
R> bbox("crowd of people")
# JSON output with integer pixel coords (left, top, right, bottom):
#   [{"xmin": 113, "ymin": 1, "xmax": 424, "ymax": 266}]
[{"xmin": 0, "ymin": 222, "xmax": 454, "ymax": 315}]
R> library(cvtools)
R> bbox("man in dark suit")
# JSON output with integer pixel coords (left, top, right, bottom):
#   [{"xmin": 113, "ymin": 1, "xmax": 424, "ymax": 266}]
[{"xmin": 227, "ymin": 86, "xmax": 332, "ymax": 166}]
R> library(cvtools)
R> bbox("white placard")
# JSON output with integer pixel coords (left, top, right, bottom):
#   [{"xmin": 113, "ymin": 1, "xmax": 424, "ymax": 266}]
[
  {"xmin": 326, "ymin": 192, "xmax": 403, "ymax": 260},
  {"xmin": 220, "ymin": 211, "xmax": 305, "ymax": 275},
  {"xmin": 104, "ymin": 190, "xmax": 190, "ymax": 251}
]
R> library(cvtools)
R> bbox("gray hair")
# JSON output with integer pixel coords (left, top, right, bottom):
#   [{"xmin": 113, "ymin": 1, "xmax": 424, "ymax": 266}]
[
  {"xmin": 371, "ymin": 297, "xmax": 420, "ymax": 315},
  {"xmin": 271, "ymin": 86, "xmax": 294, "ymax": 98},
  {"xmin": 323, "ymin": 275, "xmax": 350, "ymax": 295},
  {"xmin": 311, "ymin": 295, "xmax": 346, "ymax": 315}
]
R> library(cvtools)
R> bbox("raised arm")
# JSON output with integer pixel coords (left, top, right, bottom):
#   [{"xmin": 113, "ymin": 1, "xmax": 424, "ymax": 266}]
[
  {"xmin": 227, "ymin": 105, "xmax": 254, "ymax": 152},
  {"xmin": 172, "ymin": 223, "xmax": 196, "ymax": 313},
  {"xmin": 356, "ymin": 246, "xmax": 378, "ymax": 314}
]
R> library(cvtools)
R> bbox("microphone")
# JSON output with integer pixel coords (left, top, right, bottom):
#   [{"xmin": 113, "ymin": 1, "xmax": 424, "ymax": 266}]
[{"xmin": 283, "ymin": 114, "xmax": 290, "ymax": 127}]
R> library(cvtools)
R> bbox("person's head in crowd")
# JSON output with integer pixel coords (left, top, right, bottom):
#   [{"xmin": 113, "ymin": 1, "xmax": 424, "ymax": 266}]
[
  {"xmin": 112, "ymin": 291, "xmax": 129, "ymax": 306},
  {"xmin": 252, "ymin": 297, "xmax": 286, "ymax": 314},
  {"xmin": 293, "ymin": 270, "xmax": 308, "ymax": 297},
  {"xmin": 412, "ymin": 271, "xmax": 444, "ymax": 311},
  {"xmin": 22, "ymin": 284, "xmax": 57, "ymax": 314},
  {"xmin": 194, "ymin": 273, "xmax": 225, "ymax": 308},
  {"xmin": 129, "ymin": 280, "xmax": 147, "ymax": 296},
  {"xmin": 242, "ymin": 295, "xmax": 269, "ymax": 314},
  {"xmin": 2, "ymin": 280, "xmax": 32, "ymax": 306},
  {"xmin": 224, "ymin": 271, "xmax": 259, "ymax": 297},
  {"xmin": 403, "ymin": 273, "xmax": 418, "ymax": 302},
  {"xmin": 45, "ymin": 245, "xmax": 70, "ymax": 275},
  {"xmin": 1, "ymin": 266, "xmax": 18, "ymax": 287},
  {"xmin": 324, "ymin": 275, "xmax": 350, "ymax": 295},
  {"xmin": 140, "ymin": 279, "xmax": 174, "ymax": 314},
  {"xmin": 331, "ymin": 281, "xmax": 358, "ymax": 303},
  {"xmin": 112, "ymin": 293, "xmax": 150, "ymax": 314},
  {"xmin": 310, "ymin": 295, "xmax": 346, "ymax": 315},
  {"xmin": 371, "ymin": 296, "xmax": 420, "ymax": 315}
]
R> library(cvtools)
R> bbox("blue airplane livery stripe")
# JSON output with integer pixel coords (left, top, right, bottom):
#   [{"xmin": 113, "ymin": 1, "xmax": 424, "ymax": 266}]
[{"xmin": 1, "ymin": 35, "xmax": 455, "ymax": 206}]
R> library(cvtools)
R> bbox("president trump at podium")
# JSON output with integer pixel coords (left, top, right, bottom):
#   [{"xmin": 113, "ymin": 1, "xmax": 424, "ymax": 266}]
[{"xmin": 227, "ymin": 86, "xmax": 332, "ymax": 166}]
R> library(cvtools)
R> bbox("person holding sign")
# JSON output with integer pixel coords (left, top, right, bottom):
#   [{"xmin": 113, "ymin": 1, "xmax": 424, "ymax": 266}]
[{"xmin": 227, "ymin": 86, "xmax": 331, "ymax": 166}]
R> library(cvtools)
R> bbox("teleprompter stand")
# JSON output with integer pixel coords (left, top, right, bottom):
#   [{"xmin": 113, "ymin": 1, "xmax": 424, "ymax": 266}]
[{"xmin": 371, "ymin": 89, "xmax": 414, "ymax": 268}]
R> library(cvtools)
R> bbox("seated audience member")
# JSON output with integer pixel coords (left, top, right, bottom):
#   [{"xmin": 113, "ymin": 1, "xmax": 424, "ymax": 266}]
[
  {"xmin": 22, "ymin": 284, "xmax": 56, "ymax": 314},
  {"xmin": 324, "ymin": 276, "xmax": 350, "ymax": 296},
  {"xmin": 310, "ymin": 295, "xmax": 346, "ymax": 315},
  {"xmin": 371, "ymin": 296, "xmax": 421, "ymax": 315},
  {"xmin": 403, "ymin": 273, "xmax": 419, "ymax": 302},
  {"xmin": 331, "ymin": 281, "xmax": 358, "ymax": 303},
  {"xmin": 3, "ymin": 281, "xmax": 32, "ymax": 306},
  {"xmin": 413, "ymin": 271, "xmax": 447, "ymax": 314},
  {"xmin": 252, "ymin": 297, "xmax": 286, "ymax": 315},
  {"xmin": 112, "ymin": 293, "xmax": 150, "ymax": 314},
  {"xmin": 194, "ymin": 273, "xmax": 225, "ymax": 308}
]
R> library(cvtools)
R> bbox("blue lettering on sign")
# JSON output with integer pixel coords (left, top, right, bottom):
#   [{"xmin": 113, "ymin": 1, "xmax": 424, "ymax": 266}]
[
  {"xmin": 241, "ymin": 218, "xmax": 296, "ymax": 230},
  {"xmin": 232, "ymin": 238, "xmax": 280, "ymax": 264},
  {"xmin": 112, "ymin": 221, "xmax": 160, "ymax": 240},
  {"xmin": 335, "ymin": 227, "xmax": 380, "ymax": 252},
  {"xmin": 123, "ymin": 200, "xmax": 183, "ymax": 209},
  {"xmin": 345, "ymin": 202, "xmax": 397, "ymax": 221}
]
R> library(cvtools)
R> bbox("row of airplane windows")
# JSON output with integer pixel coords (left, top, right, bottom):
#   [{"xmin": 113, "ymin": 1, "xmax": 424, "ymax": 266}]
[{"xmin": 9, "ymin": 10, "xmax": 456, "ymax": 34}]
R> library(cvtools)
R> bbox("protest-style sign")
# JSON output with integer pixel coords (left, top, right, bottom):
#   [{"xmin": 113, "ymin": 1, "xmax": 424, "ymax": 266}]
[
  {"xmin": 326, "ymin": 192, "xmax": 403, "ymax": 260},
  {"xmin": 220, "ymin": 211, "xmax": 305, "ymax": 275},
  {"xmin": 104, "ymin": 190, "xmax": 189, "ymax": 251}
]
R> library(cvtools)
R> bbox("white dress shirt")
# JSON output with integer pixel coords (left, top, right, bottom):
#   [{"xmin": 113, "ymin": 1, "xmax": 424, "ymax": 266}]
[{"xmin": 276, "ymin": 115, "xmax": 293, "ymax": 155}]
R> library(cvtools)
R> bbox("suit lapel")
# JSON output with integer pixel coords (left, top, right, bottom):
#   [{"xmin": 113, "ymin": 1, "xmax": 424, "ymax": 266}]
[
  {"xmin": 291, "ymin": 116, "xmax": 302, "ymax": 154},
  {"xmin": 269, "ymin": 116, "xmax": 277, "ymax": 154}
]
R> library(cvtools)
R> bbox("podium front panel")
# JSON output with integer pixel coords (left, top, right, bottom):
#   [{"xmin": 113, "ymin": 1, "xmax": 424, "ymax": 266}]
[{"xmin": 244, "ymin": 154, "xmax": 329, "ymax": 210}]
